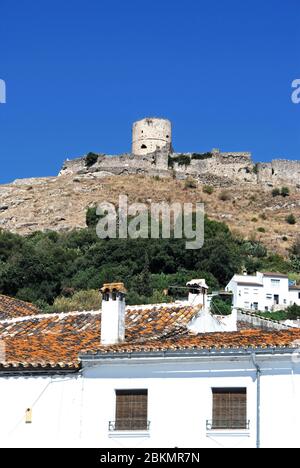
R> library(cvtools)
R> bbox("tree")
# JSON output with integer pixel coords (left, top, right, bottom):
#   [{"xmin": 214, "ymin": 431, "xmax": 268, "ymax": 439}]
[
  {"xmin": 136, "ymin": 253, "xmax": 153, "ymax": 297},
  {"xmin": 211, "ymin": 295, "xmax": 232, "ymax": 316}
]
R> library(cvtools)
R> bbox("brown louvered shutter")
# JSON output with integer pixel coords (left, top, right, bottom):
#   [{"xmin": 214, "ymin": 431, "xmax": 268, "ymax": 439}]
[
  {"xmin": 115, "ymin": 390, "xmax": 148, "ymax": 430},
  {"xmin": 212, "ymin": 388, "xmax": 247, "ymax": 429}
]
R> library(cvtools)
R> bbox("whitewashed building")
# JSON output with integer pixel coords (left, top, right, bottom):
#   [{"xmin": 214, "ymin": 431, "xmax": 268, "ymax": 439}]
[
  {"xmin": 226, "ymin": 272, "xmax": 300, "ymax": 312},
  {"xmin": 0, "ymin": 284, "xmax": 300, "ymax": 449}
]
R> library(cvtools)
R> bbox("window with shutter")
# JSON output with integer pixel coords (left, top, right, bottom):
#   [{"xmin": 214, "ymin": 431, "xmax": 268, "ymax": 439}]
[
  {"xmin": 212, "ymin": 388, "xmax": 247, "ymax": 429},
  {"xmin": 115, "ymin": 389, "xmax": 148, "ymax": 431}
]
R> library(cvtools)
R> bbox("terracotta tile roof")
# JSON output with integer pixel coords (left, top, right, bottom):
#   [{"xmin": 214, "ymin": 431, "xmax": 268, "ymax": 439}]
[
  {"xmin": 0, "ymin": 295, "xmax": 41, "ymax": 321},
  {"xmin": 0, "ymin": 298, "xmax": 300, "ymax": 370},
  {"xmin": 0, "ymin": 304, "xmax": 196, "ymax": 368},
  {"xmin": 91, "ymin": 328, "xmax": 300, "ymax": 354}
]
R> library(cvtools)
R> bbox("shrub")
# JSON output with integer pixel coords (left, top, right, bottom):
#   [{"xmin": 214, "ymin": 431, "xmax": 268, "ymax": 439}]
[
  {"xmin": 85, "ymin": 152, "xmax": 98, "ymax": 167},
  {"xmin": 257, "ymin": 227, "xmax": 266, "ymax": 233},
  {"xmin": 50, "ymin": 289, "xmax": 102, "ymax": 313},
  {"xmin": 286, "ymin": 304, "xmax": 300, "ymax": 320},
  {"xmin": 252, "ymin": 163, "xmax": 259, "ymax": 174},
  {"xmin": 169, "ymin": 154, "xmax": 191, "ymax": 167},
  {"xmin": 211, "ymin": 295, "xmax": 232, "ymax": 316},
  {"xmin": 191, "ymin": 152, "xmax": 213, "ymax": 160},
  {"xmin": 272, "ymin": 188, "xmax": 281, "ymax": 197},
  {"xmin": 286, "ymin": 214, "xmax": 296, "ymax": 225},
  {"xmin": 251, "ymin": 217, "xmax": 258, "ymax": 223},
  {"xmin": 219, "ymin": 190, "xmax": 231, "ymax": 202},
  {"xmin": 259, "ymin": 213, "xmax": 267, "ymax": 220},
  {"xmin": 282, "ymin": 236, "xmax": 288, "ymax": 241},
  {"xmin": 86, "ymin": 206, "xmax": 99, "ymax": 227},
  {"xmin": 203, "ymin": 185, "xmax": 214, "ymax": 195},
  {"xmin": 185, "ymin": 178, "xmax": 197, "ymax": 189},
  {"xmin": 281, "ymin": 187, "xmax": 290, "ymax": 197}
]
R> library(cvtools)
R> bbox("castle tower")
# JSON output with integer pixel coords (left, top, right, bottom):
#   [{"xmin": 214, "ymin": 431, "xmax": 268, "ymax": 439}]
[{"xmin": 132, "ymin": 117, "xmax": 172, "ymax": 155}]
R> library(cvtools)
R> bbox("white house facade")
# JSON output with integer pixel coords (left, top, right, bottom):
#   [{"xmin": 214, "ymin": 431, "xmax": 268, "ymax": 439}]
[
  {"xmin": 226, "ymin": 272, "xmax": 300, "ymax": 312},
  {"xmin": 0, "ymin": 283, "xmax": 300, "ymax": 448}
]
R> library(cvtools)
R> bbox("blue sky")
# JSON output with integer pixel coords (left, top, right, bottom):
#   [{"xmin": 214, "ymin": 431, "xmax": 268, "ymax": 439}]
[{"xmin": 0, "ymin": 0, "xmax": 299, "ymax": 183}]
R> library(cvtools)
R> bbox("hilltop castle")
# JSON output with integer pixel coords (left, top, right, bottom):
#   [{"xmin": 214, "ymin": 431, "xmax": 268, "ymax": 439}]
[{"xmin": 60, "ymin": 117, "xmax": 300, "ymax": 187}]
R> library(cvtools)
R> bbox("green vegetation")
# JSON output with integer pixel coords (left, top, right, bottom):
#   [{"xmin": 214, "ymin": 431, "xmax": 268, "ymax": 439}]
[
  {"xmin": 272, "ymin": 187, "xmax": 290, "ymax": 198},
  {"xmin": 203, "ymin": 185, "xmax": 214, "ymax": 195},
  {"xmin": 272, "ymin": 188, "xmax": 281, "ymax": 197},
  {"xmin": 0, "ymin": 211, "xmax": 298, "ymax": 311},
  {"xmin": 286, "ymin": 214, "xmax": 296, "ymax": 225},
  {"xmin": 256, "ymin": 304, "xmax": 300, "ymax": 321},
  {"xmin": 168, "ymin": 154, "xmax": 191, "ymax": 168},
  {"xmin": 257, "ymin": 227, "xmax": 266, "ymax": 233},
  {"xmin": 47, "ymin": 289, "xmax": 102, "ymax": 313},
  {"xmin": 281, "ymin": 187, "xmax": 290, "ymax": 197},
  {"xmin": 191, "ymin": 152, "xmax": 213, "ymax": 160},
  {"xmin": 85, "ymin": 152, "xmax": 98, "ymax": 167},
  {"xmin": 211, "ymin": 294, "xmax": 232, "ymax": 315}
]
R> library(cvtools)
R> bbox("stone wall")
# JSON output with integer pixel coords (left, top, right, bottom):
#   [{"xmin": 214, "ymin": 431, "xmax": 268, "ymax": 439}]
[
  {"xmin": 257, "ymin": 160, "xmax": 300, "ymax": 187},
  {"xmin": 59, "ymin": 149, "xmax": 300, "ymax": 188}
]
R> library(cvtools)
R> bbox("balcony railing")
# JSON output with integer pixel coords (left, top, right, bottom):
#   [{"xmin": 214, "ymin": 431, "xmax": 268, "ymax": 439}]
[
  {"xmin": 109, "ymin": 419, "xmax": 151, "ymax": 431},
  {"xmin": 206, "ymin": 419, "xmax": 250, "ymax": 430}
]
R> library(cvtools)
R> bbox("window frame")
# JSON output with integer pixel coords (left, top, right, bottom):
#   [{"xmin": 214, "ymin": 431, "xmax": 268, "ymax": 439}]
[
  {"xmin": 210, "ymin": 387, "xmax": 248, "ymax": 430},
  {"xmin": 112, "ymin": 389, "xmax": 149, "ymax": 432}
]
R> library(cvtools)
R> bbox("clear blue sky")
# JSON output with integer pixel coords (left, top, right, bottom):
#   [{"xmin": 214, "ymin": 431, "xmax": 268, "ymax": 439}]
[{"xmin": 0, "ymin": 0, "xmax": 299, "ymax": 183}]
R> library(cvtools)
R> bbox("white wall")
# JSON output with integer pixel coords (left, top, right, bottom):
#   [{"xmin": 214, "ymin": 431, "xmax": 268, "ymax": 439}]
[
  {"xmin": 289, "ymin": 290, "xmax": 300, "ymax": 306},
  {"xmin": 1, "ymin": 355, "xmax": 300, "ymax": 448},
  {"xmin": 227, "ymin": 274, "xmax": 295, "ymax": 312}
]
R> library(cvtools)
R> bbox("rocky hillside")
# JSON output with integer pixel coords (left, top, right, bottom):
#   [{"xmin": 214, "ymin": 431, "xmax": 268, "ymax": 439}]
[{"xmin": 0, "ymin": 173, "xmax": 299, "ymax": 255}]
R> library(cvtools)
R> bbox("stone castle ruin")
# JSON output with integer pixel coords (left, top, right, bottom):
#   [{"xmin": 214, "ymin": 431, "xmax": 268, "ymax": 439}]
[{"xmin": 60, "ymin": 117, "xmax": 300, "ymax": 188}]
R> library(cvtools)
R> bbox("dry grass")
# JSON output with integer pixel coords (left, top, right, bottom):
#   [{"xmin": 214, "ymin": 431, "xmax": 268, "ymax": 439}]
[{"xmin": 1, "ymin": 174, "xmax": 299, "ymax": 256}]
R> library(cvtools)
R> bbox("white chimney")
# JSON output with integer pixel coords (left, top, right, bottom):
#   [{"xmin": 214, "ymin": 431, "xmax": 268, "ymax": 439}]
[
  {"xmin": 186, "ymin": 279, "xmax": 208, "ymax": 307},
  {"xmin": 100, "ymin": 283, "xmax": 127, "ymax": 345}
]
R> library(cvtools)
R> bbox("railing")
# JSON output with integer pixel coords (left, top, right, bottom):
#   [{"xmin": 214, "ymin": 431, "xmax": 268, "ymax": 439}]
[
  {"xmin": 206, "ymin": 419, "xmax": 250, "ymax": 430},
  {"xmin": 109, "ymin": 419, "xmax": 151, "ymax": 431}
]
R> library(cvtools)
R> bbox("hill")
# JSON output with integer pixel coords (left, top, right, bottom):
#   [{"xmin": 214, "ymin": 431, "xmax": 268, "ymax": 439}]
[{"xmin": 0, "ymin": 174, "xmax": 299, "ymax": 256}]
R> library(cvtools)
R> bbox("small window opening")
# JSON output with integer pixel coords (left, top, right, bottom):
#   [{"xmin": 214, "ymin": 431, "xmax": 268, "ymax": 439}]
[{"xmin": 141, "ymin": 144, "xmax": 147, "ymax": 149}]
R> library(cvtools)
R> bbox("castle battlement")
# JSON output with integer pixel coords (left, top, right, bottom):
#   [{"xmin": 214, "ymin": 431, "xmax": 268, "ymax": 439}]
[{"xmin": 59, "ymin": 118, "xmax": 300, "ymax": 188}]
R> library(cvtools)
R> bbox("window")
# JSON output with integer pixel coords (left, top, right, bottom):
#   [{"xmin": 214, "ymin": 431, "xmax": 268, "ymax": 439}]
[
  {"xmin": 113, "ymin": 390, "xmax": 148, "ymax": 431},
  {"xmin": 211, "ymin": 388, "xmax": 247, "ymax": 430},
  {"xmin": 266, "ymin": 294, "xmax": 272, "ymax": 300},
  {"xmin": 253, "ymin": 302, "xmax": 258, "ymax": 310},
  {"xmin": 244, "ymin": 301, "xmax": 250, "ymax": 308},
  {"xmin": 271, "ymin": 279, "xmax": 280, "ymax": 287},
  {"xmin": 141, "ymin": 144, "xmax": 147, "ymax": 149},
  {"xmin": 244, "ymin": 288, "xmax": 249, "ymax": 295}
]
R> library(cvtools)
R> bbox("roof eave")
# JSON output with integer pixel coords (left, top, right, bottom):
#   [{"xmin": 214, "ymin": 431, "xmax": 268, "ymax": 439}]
[{"xmin": 79, "ymin": 346, "xmax": 297, "ymax": 362}]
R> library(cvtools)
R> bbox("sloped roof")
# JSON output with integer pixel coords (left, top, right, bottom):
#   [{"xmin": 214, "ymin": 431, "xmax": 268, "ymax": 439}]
[
  {"xmin": 89, "ymin": 328, "xmax": 300, "ymax": 354},
  {"xmin": 0, "ymin": 304, "xmax": 196, "ymax": 369},
  {"xmin": 0, "ymin": 298, "xmax": 300, "ymax": 370},
  {"xmin": 0, "ymin": 295, "xmax": 41, "ymax": 321}
]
